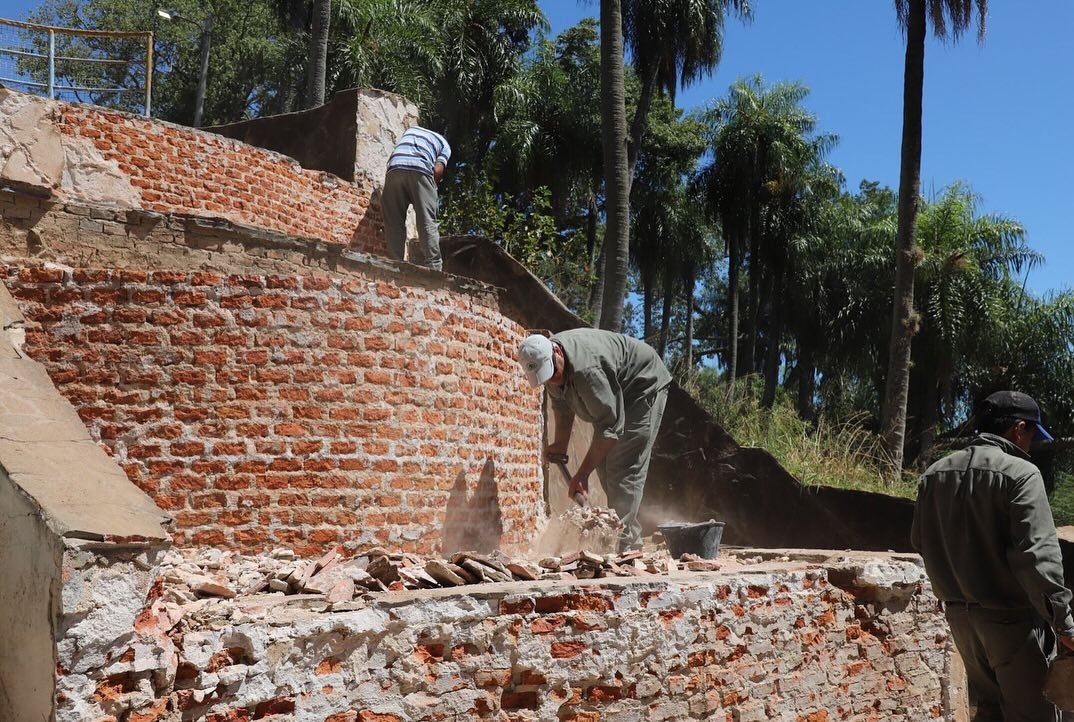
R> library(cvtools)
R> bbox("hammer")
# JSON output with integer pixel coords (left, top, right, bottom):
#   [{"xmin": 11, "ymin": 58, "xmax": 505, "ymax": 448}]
[{"xmin": 549, "ymin": 453, "xmax": 588, "ymax": 507}]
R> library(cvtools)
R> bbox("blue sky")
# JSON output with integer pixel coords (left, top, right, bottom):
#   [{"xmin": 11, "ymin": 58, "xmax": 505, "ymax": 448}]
[
  {"xmin": 2, "ymin": 1, "xmax": 1070, "ymax": 294},
  {"xmin": 541, "ymin": 1, "xmax": 1073, "ymax": 296}
]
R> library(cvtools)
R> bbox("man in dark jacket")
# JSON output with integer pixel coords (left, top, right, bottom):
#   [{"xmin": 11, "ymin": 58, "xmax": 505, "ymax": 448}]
[{"xmin": 913, "ymin": 390, "xmax": 1074, "ymax": 722}]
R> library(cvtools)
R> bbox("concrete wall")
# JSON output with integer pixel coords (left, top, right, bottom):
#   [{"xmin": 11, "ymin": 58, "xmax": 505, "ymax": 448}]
[
  {"xmin": 0, "ymin": 470, "xmax": 64, "ymax": 722},
  {"xmin": 0, "ymin": 282, "xmax": 171, "ymax": 722},
  {"xmin": 208, "ymin": 88, "xmax": 419, "ymax": 186},
  {"xmin": 55, "ymin": 540, "xmax": 169, "ymax": 722},
  {"xmin": 57, "ymin": 551, "xmax": 957, "ymax": 722}
]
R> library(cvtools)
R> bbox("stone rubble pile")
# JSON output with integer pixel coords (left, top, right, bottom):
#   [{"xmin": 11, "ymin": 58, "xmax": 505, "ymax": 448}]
[{"xmin": 157, "ymin": 541, "xmax": 722, "ymax": 606}]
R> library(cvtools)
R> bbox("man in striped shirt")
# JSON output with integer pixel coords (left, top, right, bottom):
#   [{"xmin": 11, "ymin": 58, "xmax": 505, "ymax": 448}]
[{"xmin": 382, "ymin": 125, "xmax": 452, "ymax": 271}]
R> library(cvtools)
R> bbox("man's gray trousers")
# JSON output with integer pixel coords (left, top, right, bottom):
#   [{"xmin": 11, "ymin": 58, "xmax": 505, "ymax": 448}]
[
  {"xmin": 382, "ymin": 168, "xmax": 442, "ymax": 271},
  {"xmin": 596, "ymin": 386, "xmax": 668, "ymax": 552},
  {"xmin": 945, "ymin": 604, "xmax": 1060, "ymax": 722}
]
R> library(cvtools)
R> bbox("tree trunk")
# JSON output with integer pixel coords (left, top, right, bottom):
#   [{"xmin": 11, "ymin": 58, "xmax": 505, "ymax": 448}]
[
  {"xmin": 588, "ymin": 237, "xmax": 606, "ymax": 328},
  {"xmin": 658, "ymin": 267, "xmax": 673, "ymax": 359},
  {"xmin": 598, "ymin": 0, "xmax": 630, "ymax": 332},
  {"xmin": 880, "ymin": 0, "xmax": 926, "ymax": 473},
  {"xmin": 916, "ymin": 375, "xmax": 940, "ymax": 471},
  {"xmin": 306, "ymin": 0, "xmax": 331, "ymax": 108},
  {"xmin": 642, "ymin": 264, "xmax": 655, "ymax": 343},
  {"xmin": 726, "ymin": 234, "xmax": 741, "ymax": 386},
  {"xmin": 796, "ymin": 340, "xmax": 815, "ymax": 421},
  {"xmin": 742, "ymin": 225, "xmax": 761, "ymax": 375},
  {"xmin": 684, "ymin": 270, "xmax": 696, "ymax": 369},
  {"xmin": 741, "ymin": 146, "xmax": 767, "ymax": 376},
  {"xmin": 276, "ymin": 0, "xmax": 309, "ymax": 113},
  {"xmin": 627, "ymin": 63, "xmax": 660, "ymax": 186},
  {"xmin": 586, "ymin": 192, "xmax": 599, "ymax": 265},
  {"xmin": 761, "ymin": 257, "xmax": 785, "ymax": 408}
]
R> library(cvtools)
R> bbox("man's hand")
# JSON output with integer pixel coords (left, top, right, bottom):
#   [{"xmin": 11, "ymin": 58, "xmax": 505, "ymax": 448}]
[
  {"xmin": 544, "ymin": 444, "xmax": 569, "ymax": 465},
  {"xmin": 567, "ymin": 475, "xmax": 589, "ymax": 505},
  {"xmin": 1060, "ymin": 634, "xmax": 1074, "ymax": 653},
  {"xmin": 434, "ymin": 161, "xmax": 446, "ymax": 185}
]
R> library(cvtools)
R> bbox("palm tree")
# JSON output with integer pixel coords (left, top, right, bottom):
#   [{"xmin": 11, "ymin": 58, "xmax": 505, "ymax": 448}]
[
  {"xmin": 333, "ymin": 0, "xmax": 443, "ymax": 109},
  {"xmin": 758, "ymin": 155, "xmax": 840, "ymax": 409},
  {"xmin": 881, "ymin": 0, "xmax": 987, "ymax": 471},
  {"xmin": 791, "ymin": 182, "xmax": 896, "ymax": 419},
  {"xmin": 622, "ymin": 0, "xmax": 751, "ymax": 179},
  {"xmin": 306, "ymin": 0, "xmax": 332, "ymax": 107},
  {"xmin": 907, "ymin": 183, "xmax": 1039, "ymax": 463},
  {"xmin": 971, "ymin": 291, "xmax": 1074, "ymax": 437},
  {"xmin": 697, "ymin": 76, "xmax": 822, "ymax": 385},
  {"xmin": 493, "ymin": 21, "xmax": 603, "ymax": 236},
  {"xmin": 332, "ymin": 0, "xmax": 546, "ymax": 163},
  {"xmin": 630, "ymin": 96, "xmax": 707, "ymax": 345},
  {"xmin": 599, "ymin": 0, "xmax": 631, "ymax": 331}
]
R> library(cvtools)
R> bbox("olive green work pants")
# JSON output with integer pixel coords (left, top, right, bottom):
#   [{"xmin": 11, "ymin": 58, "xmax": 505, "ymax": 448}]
[
  {"xmin": 595, "ymin": 386, "xmax": 668, "ymax": 552},
  {"xmin": 944, "ymin": 604, "xmax": 1060, "ymax": 722}
]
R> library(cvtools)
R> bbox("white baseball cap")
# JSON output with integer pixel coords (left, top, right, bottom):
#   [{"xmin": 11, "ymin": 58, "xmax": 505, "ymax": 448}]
[{"xmin": 518, "ymin": 335, "xmax": 555, "ymax": 388}]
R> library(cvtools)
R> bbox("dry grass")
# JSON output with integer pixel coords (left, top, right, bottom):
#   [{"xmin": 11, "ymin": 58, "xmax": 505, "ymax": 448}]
[{"xmin": 680, "ymin": 370, "xmax": 917, "ymax": 499}]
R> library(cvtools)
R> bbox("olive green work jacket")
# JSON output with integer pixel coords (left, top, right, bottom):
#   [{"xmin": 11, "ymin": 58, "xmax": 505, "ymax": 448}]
[
  {"xmin": 546, "ymin": 329, "xmax": 671, "ymax": 442},
  {"xmin": 912, "ymin": 433, "xmax": 1074, "ymax": 636}
]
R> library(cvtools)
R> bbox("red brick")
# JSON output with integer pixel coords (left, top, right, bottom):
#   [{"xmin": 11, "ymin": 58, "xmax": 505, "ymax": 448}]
[
  {"xmin": 500, "ymin": 691, "xmax": 537, "ymax": 710},
  {"xmin": 550, "ymin": 642, "xmax": 587, "ymax": 659},
  {"xmin": 253, "ymin": 696, "xmax": 295, "ymax": 718},
  {"xmin": 357, "ymin": 712, "xmax": 401, "ymax": 722}
]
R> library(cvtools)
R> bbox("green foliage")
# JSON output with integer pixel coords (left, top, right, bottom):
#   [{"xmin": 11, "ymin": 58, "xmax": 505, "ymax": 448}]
[
  {"xmin": 492, "ymin": 19, "xmax": 603, "ymax": 226},
  {"xmin": 682, "ymin": 369, "xmax": 916, "ymax": 496},
  {"xmin": 29, "ymin": 0, "xmax": 288, "ymax": 124},
  {"xmin": 1052, "ymin": 472, "xmax": 1074, "ymax": 527},
  {"xmin": 441, "ymin": 169, "xmax": 595, "ymax": 311},
  {"xmin": 333, "ymin": 0, "xmax": 548, "ymax": 163}
]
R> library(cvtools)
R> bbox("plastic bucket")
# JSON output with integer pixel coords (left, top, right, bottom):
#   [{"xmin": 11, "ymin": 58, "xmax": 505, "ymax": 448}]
[{"xmin": 658, "ymin": 520, "xmax": 726, "ymax": 559}]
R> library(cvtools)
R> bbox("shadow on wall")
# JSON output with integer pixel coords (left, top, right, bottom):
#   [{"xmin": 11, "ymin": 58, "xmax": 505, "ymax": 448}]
[
  {"xmin": 350, "ymin": 186, "xmax": 383, "ymax": 252},
  {"xmin": 441, "ymin": 459, "xmax": 503, "ymax": 554},
  {"xmin": 441, "ymin": 235, "xmax": 915, "ymax": 553}
]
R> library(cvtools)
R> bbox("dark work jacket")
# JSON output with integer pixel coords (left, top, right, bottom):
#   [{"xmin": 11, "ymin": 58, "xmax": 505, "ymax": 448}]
[{"xmin": 912, "ymin": 433, "xmax": 1074, "ymax": 635}]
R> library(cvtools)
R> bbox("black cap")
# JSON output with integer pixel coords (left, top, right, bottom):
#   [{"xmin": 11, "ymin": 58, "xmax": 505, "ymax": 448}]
[{"xmin": 978, "ymin": 390, "xmax": 1054, "ymax": 442}]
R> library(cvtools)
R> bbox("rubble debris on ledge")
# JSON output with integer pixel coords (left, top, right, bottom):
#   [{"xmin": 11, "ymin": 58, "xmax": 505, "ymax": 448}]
[
  {"xmin": 157, "ymin": 540, "xmax": 726, "ymax": 610},
  {"xmin": 154, "ymin": 542, "xmax": 928, "ymax": 635}
]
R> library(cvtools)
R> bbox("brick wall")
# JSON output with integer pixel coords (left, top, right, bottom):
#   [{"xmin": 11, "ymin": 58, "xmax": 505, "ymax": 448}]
[
  {"xmin": 55, "ymin": 105, "xmax": 386, "ymax": 255},
  {"xmin": 4, "ymin": 264, "xmax": 543, "ymax": 556},
  {"xmin": 56, "ymin": 554, "xmax": 957, "ymax": 722}
]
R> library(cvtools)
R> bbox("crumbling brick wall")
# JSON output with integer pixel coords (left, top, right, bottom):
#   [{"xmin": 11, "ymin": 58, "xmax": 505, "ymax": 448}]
[
  {"xmin": 4, "ymin": 264, "xmax": 543, "ymax": 557},
  {"xmin": 60, "ymin": 554, "xmax": 957, "ymax": 722},
  {"xmin": 55, "ymin": 105, "xmax": 385, "ymax": 254}
]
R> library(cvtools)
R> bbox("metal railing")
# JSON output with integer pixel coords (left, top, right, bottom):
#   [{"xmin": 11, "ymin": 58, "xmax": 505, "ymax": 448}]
[{"xmin": 0, "ymin": 17, "xmax": 152, "ymax": 116}]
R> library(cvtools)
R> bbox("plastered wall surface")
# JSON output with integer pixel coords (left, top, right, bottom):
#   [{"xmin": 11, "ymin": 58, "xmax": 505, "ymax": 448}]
[
  {"xmin": 0, "ymin": 471, "xmax": 63, "ymax": 722},
  {"xmin": 58, "ymin": 552, "xmax": 957, "ymax": 722},
  {"xmin": 4, "ymin": 264, "xmax": 544, "ymax": 556}
]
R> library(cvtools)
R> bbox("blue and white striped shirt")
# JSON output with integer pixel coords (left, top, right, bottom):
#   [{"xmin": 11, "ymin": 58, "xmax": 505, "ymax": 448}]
[{"xmin": 387, "ymin": 127, "xmax": 451, "ymax": 178}]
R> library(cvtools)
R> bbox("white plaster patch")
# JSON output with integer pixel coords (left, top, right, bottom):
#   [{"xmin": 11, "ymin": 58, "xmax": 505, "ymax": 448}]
[
  {"xmin": 61, "ymin": 137, "xmax": 140, "ymax": 209},
  {"xmin": 0, "ymin": 89, "xmax": 64, "ymax": 189}
]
